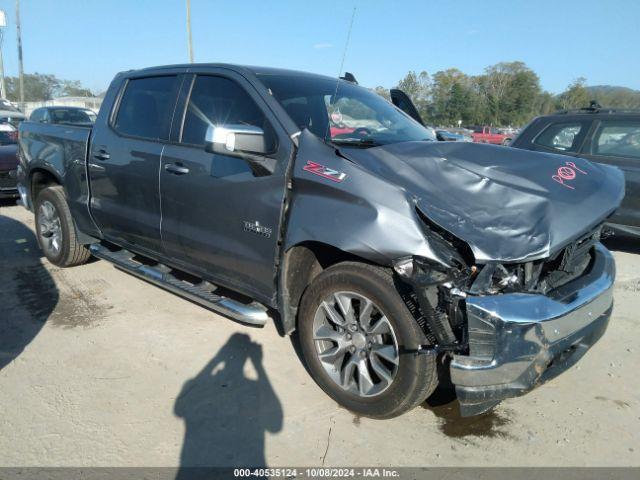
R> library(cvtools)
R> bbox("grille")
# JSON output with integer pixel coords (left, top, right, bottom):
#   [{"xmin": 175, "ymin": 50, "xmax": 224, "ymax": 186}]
[{"xmin": 0, "ymin": 171, "xmax": 16, "ymax": 189}]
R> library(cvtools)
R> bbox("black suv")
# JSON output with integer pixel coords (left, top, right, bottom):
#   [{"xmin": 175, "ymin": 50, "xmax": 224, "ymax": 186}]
[{"xmin": 511, "ymin": 106, "xmax": 640, "ymax": 236}]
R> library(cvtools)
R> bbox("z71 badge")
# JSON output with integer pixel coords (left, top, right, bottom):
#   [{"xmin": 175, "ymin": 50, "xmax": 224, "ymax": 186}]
[{"xmin": 303, "ymin": 161, "xmax": 347, "ymax": 183}]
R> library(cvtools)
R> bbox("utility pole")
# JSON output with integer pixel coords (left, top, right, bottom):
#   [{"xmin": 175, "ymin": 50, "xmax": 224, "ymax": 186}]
[
  {"xmin": 186, "ymin": 0, "xmax": 194, "ymax": 63},
  {"xmin": 16, "ymin": 0, "xmax": 24, "ymax": 107},
  {"xmin": 0, "ymin": 10, "xmax": 7, "ymax": 99}
]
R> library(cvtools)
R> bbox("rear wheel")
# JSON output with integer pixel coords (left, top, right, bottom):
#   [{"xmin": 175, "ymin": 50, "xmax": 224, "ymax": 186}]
[
  {"xmin": 298, "ymin": 262, "xmax": 437, "ymax": 418},
  {"xmin": 35, "ymin": 186, "xmax": 91, "ymax": 267}
]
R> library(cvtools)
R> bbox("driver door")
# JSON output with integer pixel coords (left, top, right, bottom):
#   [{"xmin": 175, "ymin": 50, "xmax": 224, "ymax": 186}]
[{"xmin": 159, "ymin": 71, "xmax": 292, "ymax": 305}]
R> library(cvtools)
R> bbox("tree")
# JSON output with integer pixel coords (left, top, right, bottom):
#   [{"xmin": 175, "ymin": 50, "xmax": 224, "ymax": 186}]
[
  {"xmin": 395, "ymin": 71, "xmax": 430, "ymax": 120},
  {"xmin": 430, "ymin": 69, "xmax": 478, "ymax": 125},
  {"xmin": 372, "ymin": 86, "xmax": 390, "ymax": 101},
  {"xmin": 4, "ymin": 73, "xmax": 94, "ymax": 101},
  {"xmin": 556, "ymin": 77, "xmax": 590, "ymax": 110},
  {"xmin": 477, "ymin": 61, "xmax": 542, "ymax": 125},
  {"xmin": 59, "ymin": 80, "xmax": 93, "ymax": 98}
]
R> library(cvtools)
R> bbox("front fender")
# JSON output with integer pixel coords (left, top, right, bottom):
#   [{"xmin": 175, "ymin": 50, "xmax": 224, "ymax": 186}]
[{"xmin": 284, "ymin": 131, "xmax": 440, "ymax": 266}]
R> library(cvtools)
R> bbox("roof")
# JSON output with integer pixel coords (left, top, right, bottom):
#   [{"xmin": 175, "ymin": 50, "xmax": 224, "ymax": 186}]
[
  {"xmin": 123, "ymin": 63, "xmax": 337, "ymax": 82},
  {"xmin": 553, "ymin": 106, "xmax": 640, "ymax": 116}
]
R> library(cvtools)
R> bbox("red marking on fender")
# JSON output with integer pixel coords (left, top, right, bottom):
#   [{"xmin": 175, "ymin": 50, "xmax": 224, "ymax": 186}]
[
  {"xmin": 303, "ymin": 161, "xmax": 346, "ymax": 183},
  {"xmin": 552, "ymin": 161, "xmax": 588, "ymax": 189}
]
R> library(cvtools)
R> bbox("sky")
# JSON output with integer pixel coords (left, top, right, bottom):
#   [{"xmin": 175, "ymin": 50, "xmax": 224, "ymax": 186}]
[{"xmin": 0, "ymin": 0, "xmax": 638, "ymax": 95}]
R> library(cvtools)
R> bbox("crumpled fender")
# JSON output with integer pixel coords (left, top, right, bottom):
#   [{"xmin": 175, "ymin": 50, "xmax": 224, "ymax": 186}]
[{"xmin": 284, "ymin": 131, "xmax": 446, "ymax": 266}]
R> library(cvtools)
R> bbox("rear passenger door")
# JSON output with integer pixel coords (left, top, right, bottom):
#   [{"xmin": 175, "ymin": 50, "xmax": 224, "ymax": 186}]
[
  {"xmin": 579, "ymin": 119, "xmax": 640, "ymax": 227},
  {"xmin": 159, "ymin": 70, "xmax": 292, "ymax": 305},
  {"xmin": 88, "ymin": 74, "xmax": 182, "ymax": 254}
]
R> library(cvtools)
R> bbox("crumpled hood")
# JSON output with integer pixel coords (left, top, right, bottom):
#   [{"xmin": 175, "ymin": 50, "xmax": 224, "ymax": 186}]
[{"xmin": 341, "ymin": 141, "xmax": 625, "ymax": 263}]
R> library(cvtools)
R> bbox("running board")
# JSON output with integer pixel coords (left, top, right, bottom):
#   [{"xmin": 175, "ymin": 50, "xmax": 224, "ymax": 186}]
[{"xmin": 89, "ymin": 244, "xmax": 269, "ymax": 327}]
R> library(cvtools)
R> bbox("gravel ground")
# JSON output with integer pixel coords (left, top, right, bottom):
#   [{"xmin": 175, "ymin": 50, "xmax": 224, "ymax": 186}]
[{"xmin": 0, "ymin": 200, "xmax": 639, "ymax": 467}]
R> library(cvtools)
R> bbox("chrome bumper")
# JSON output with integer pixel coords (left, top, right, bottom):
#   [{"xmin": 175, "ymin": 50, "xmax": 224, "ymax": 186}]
[{"xmin": 451, "ymin": 243, "xmax": 615, "ymax": 416}]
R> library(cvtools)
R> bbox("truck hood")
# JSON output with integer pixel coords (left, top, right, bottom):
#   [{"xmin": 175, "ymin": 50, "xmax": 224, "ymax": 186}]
[{"xmin": 340, "ymin": 141, "xmax": 625, "ymax": 263}]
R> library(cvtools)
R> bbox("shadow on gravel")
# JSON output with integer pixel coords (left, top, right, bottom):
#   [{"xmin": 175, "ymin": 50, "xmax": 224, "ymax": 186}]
[
  {"xmin": 0, "ymin": 198, "xmax": 19, "ymax": 208},
  {"xmin": 0, "ymin": 214, "xmax": 59, "ymax": 371},
  {"xmin": 174, "ymin": 333, "xmax": 283, "ymax": 478},
  {"xmin": 603, "ymin": 235, "xmax": 640, "ymax": 255}
]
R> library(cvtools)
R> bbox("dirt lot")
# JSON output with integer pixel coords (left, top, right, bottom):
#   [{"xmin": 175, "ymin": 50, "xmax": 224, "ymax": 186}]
[{"xmin": 1, "ymin": 200, "xmax": 639, "ymax": 468}]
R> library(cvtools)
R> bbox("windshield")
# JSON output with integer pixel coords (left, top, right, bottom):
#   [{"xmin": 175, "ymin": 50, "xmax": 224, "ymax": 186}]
[{"xmin": 258, "ymin": 74, "xmax": 435, "ymax": 146}]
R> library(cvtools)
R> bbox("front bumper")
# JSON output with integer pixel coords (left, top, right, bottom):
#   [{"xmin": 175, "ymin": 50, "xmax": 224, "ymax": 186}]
[
  {"xmin": 0, "ymin": 169, "xmax": 18, "ymax": 198},
  {"xmin": 451, "ymin": 243, "xmax": 615, "ymax": 416}
]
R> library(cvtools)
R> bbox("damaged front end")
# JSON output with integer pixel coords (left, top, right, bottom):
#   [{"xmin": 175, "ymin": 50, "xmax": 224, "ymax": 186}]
[{"xmin": 394, "ymin": 216, "xmax": 615, "ymax": 417}]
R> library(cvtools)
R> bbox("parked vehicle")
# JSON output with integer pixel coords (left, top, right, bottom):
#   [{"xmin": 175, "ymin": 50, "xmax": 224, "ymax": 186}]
[
  {"xmin": 0, "ymin": 99, "xmax": 27, "ymax": 128},
  {"xmin": 471, "ymin": 126, "xmax": 512, "ymax": 145},
  {"xmin": 29, "ymin": 106, "xmax": 97, "ymax": 127},
  {"xmin": 511, "ymin": 105, "xmax": 639, "ymax": 237},
  {"xmin": 0, "ymin": 122, "xmax": 21, "ymax": 199},
  {"xmin": 18, "ymin": 64, "xmax": 623, "ymax": 418},
  {"xmin": 435, "ymin": 129, "xmax": 472, "ymax": 142}
]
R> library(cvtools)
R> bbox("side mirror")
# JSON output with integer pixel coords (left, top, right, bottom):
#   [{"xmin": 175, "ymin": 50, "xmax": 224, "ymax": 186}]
[{"xmin": 205, "ymin": 124, "xmax": 267, "ymax": 156}]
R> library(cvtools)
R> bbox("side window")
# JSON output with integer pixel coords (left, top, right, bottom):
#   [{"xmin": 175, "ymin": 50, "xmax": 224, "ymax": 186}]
[
  {"xmin": 30, "ymin": 109, "xmax": 43, "ymax": 122},
  {"xmin": 114, "ymin": 76, "xmax": 179, "ymax": 140},
  {"xmin": 590, "ymin": 121, "xmax": 640, "ymax": 160},
  {"xmin": 534, "ymin": 122, "xmax": 584, "ymax": 152},
  {"xmin": 181, "ymin": 75, "xmax": 276, "ymax": 151}
]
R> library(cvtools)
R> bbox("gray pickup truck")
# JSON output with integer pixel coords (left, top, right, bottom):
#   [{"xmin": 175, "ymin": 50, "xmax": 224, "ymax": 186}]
[{"xmin": 17, "ymin": 64, "xmax": 624, "ymax": 418}]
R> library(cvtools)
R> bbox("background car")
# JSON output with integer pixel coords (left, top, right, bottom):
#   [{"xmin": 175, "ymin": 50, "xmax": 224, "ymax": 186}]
[
  {"xmin": 471, "ymin": 126, "xmax": 513, "ymax": 145},
  {"xmin": 0, "ymin": 98, "xmax": 27, "ymax": 128},
  {"xmin": 0, "ymin": 123, "xmax": 19, "ymax": 199},
  {"xmin": 510, "ymin": 105, "xmax": 640, "ymax": 237},
  {"xmin": 435, "ymin": 129, "xmax": 472, "ymax": 142},
  {"xmin": 29, "ymin": 106, "xmax": 97, "ymax": 126}
]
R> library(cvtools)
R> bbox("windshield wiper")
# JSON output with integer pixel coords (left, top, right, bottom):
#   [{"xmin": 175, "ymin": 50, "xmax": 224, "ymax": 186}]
[{"xmin": 330, "ymin": 138, "xmax": 382, "ymax": 148}]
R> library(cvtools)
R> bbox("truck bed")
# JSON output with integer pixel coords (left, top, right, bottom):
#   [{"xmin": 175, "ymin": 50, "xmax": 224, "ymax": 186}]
[{"xmin": 18, "ymin": 121, "xmax": 94, "ymax": 233}]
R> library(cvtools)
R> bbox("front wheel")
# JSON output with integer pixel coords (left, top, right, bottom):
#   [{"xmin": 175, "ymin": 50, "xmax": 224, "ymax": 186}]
[
  {"xmin": 298, "ymin": 262, "xmax": 437, "ymax": 418},
  {"xmin": 35, "ymin": 186, "xmax": 91, "ymax": 267}
]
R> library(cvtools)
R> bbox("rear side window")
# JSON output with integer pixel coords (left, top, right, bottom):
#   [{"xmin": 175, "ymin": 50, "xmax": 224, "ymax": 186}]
[
  {"xmin": 590, "ymin": 121, "xmax": 640, "ymax": 160},
  {"xmin": 30, "ymin": 109, "xmax": 44, "ymax": 122},
  {"xmin": 114, "ymin": 76, "xmax": 179, "ymax": 140},
  {"xmin": 534, "ymin": 122, "xmax": 584, "ymax": 152},
  {"xmin": 181, "ymin": 75, "xmax": 275, "ymax": 151}
]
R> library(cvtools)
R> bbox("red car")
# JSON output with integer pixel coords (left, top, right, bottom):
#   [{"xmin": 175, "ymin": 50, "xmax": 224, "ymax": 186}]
[{"xmin": 472, "ymin": 126, "xmax": 512, "ymax": 145}]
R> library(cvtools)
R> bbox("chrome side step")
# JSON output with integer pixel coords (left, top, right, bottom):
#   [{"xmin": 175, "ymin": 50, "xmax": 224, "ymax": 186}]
[{"xmin": 89, "ymin": 244, "xmax": 269, "ymax": 327}]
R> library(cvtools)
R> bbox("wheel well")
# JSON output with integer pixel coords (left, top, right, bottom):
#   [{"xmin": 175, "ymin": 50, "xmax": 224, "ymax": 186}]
[
  {"xmin": 30, "ymin": 169, "xmax": 60, "ymax": 203},
  {"xmin": 278, "ymin": 241, "xmax": 379, "ymax": 335}
]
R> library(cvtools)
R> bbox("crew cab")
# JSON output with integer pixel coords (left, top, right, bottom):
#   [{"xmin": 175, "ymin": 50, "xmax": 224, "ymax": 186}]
[
  {"xmin": 472, "ymin": 126, "xmax": 512, "ymax": 145},
  {"xmin": 17, "ymin": 64, "xmax": 624, "ymax": 418}
]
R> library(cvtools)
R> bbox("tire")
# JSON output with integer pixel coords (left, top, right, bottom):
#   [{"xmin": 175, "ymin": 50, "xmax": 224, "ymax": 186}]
[
  {"xmin": 298, "ymin": 262, "xmax": 437, "ymax": 419},
  {"xmin": 34, "ymin": 186, "xmax": 91, "ymax": 267}
]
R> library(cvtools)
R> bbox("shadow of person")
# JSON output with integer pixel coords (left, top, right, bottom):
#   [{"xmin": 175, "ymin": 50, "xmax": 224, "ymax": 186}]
[
  {"xmin": 0, "ymin": 214, "xmax": 59, "ymax": 371},
  {"xmin": 174, "ymin": 333, "xmax": 283, "ymax": 478}
]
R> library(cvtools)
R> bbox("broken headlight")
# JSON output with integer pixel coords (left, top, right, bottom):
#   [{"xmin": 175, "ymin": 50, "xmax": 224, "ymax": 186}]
[
  {"xmin": 393, "ymin": 256, "xmax": 455, "ymax": 285},
  {"xmin": 469, "ymin": 263, "xmax": 524, "ymax": 294}
]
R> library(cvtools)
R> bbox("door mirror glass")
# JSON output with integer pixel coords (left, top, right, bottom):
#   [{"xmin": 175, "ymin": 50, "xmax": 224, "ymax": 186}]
[{"xmin": 205, "ymin": 124, "xmax": 267, "ymax": 156}]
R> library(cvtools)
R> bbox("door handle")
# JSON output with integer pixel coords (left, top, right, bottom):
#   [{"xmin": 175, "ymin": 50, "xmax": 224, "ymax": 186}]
[
  {"xmin": 93, "ymin": 150, "xmax": 110, "ymax": 161},
  {"xmin": 165, "ymin": 163, "xmax": 190, "ymax": 175}
]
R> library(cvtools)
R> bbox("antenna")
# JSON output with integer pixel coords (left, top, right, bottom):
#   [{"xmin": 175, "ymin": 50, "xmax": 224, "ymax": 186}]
[{"xmin": 325, "ymin": 6, "xmax": 357, "ymax": 140}]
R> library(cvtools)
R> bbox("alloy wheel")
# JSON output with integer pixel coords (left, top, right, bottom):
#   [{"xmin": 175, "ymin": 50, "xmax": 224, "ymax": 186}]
[
  {"xmin": 38, "ymin": 200, "xmax": 62, "ymax": 256},
  {"xmin": 312, "ymin": 291, "xmax": 399, "ymax": 397}
]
